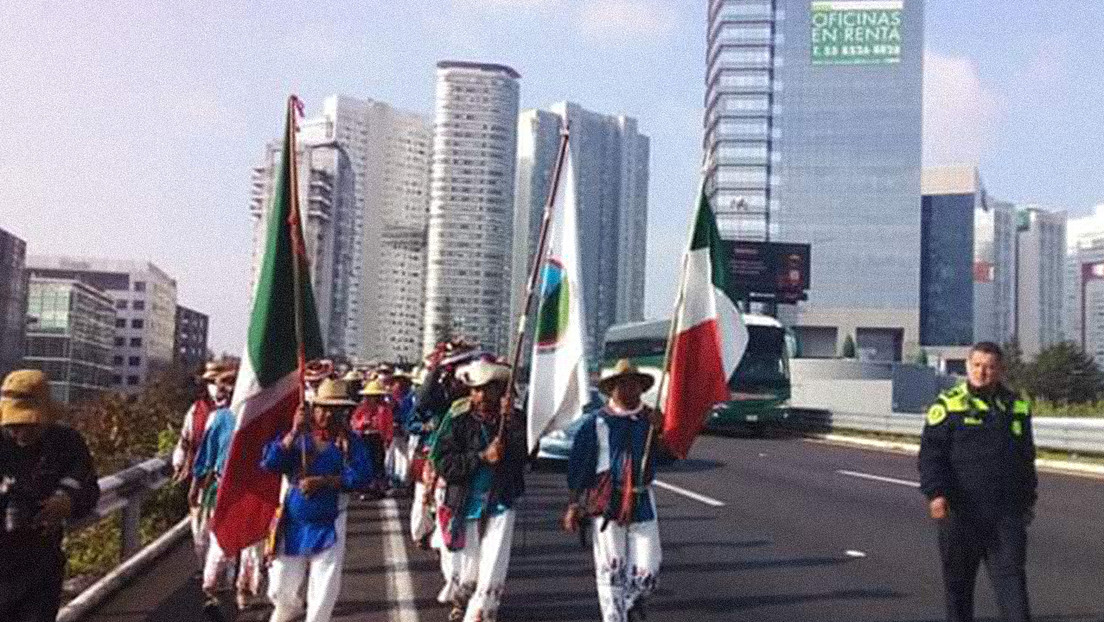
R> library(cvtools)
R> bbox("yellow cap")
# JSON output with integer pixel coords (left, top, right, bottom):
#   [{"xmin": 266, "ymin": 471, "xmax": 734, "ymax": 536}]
[
  {"xmin": 359, "ymin": 379, "xmax": 389, "ymax": 396},
  {"xmin": 0, "ymin": 370, "xmax": 57, "ymax": 425}
]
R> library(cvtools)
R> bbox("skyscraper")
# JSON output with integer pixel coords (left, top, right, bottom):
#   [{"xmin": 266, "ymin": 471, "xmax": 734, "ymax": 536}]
[
  {"xmin": 919, "ymin": 166, "xmax": 1015, "ymax": 371},
  {"xmin": 1066, "ymin": 205, "xmax": 1104, "ymax": 358},
  {"xmin": 423, "ymin": 61, "xmax": 521, "ymax": 355},
  {"xmin": 251, "ymin": 96, "xmax": 433, "ymax": 363},
  {"xmin": 174, "ymin": 305, "xmax": 209, "ymax": 373},
  {"xmin": 705, "ymin": 0, "xmax": 924, "ymax": 360},
  {"xmin": 1015, "ymin": 207, "xmax": 1066, "ymax": 358},
  {"xmin": 512, "ymin": 102, "xmax": 650, "ymax": 357}
]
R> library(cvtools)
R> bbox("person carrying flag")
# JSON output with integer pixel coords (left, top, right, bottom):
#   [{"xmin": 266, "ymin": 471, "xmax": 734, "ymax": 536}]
[
  {"xmin": 262, "ymin": 378, "xmax": 374, "ymax": 622},
  {"xmin": 563, "ymin": 360, "xmax": 664, "ymax": 622},
  {"xmin": 431, "ymin": 359, "xmax": 527, "ymax": 622}
]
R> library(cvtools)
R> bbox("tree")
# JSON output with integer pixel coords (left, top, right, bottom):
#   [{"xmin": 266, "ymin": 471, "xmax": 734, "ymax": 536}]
[
  {"xmin": 1002, "ymin": 340, "xmax": 1029, "ymax": 393},
  {"xmin": 841, "ymin": 335, "xmax": 856, "ymax": 359},
  {"xmin": 1020, "ymin": 341, "xmax": 1104, "ymax": 404}
]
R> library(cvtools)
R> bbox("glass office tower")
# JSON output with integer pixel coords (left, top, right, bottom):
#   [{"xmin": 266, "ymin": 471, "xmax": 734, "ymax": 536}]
[{"xmin": 705, "ymin": 0, "xmax": 925, "ymax": 360}]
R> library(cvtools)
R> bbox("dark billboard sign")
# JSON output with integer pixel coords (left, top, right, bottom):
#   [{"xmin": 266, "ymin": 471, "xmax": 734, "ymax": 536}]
[{"xmin": 723, "ymin": 240, "xmax": 811, "ymax": 303}]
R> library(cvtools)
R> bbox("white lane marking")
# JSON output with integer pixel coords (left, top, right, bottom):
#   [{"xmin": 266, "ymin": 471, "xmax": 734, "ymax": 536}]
[
  {"xmin": 845, "ymin": 550, "xmax": 867, "ymax": 558},
  {"xmin": 837, "ymin": 469, "xmax": 921, "ymax": 488},
  {"xmin": 381, "ymin": 497, "xmax": 420, "ymax": 622},
  {"xmin": 654, "ymin": 480, "xmax": 726, "ymax": 507}
]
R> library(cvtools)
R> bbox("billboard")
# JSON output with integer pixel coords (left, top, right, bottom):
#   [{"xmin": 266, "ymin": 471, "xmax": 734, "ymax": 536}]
[
  {"xmin": 723, "ymin": 241, "xmax": 812, "ymax": 303},
  {"xmin": 811, "ymin": 0, "xmax": 903, "ymax": 66}
]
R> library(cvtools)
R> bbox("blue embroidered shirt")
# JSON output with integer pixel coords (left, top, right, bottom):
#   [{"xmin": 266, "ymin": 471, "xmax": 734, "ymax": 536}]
[{"xmin": 567, "ymin": 406, "xmax": 657, "ymax": 523}]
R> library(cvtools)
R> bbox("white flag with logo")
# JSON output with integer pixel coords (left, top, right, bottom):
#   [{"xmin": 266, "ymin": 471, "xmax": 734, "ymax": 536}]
[{"xmin": 526, "ymin": 146, "xmax": 589, "ymax": 452}]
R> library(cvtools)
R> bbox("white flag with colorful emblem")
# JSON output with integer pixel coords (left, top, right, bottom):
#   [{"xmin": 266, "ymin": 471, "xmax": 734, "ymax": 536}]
[{"xmin": 526, "ymin": 145, "xmax": 588, "ymax": 452}]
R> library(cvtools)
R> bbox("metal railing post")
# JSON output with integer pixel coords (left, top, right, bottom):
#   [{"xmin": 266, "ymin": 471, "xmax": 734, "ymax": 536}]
[{"xmin": 121, "ymin": 493, "xmax": 143, "ymax": 558}]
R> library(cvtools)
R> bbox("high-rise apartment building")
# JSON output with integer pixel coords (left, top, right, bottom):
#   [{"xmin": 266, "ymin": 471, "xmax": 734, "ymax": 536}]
[
  {"xmin": 1015, "ymin": 207, "xmax": 1066, "ymax": 358},
  {"xmin": 705, "ymin": 0, "xmax": 924, "ymax": 360},
  {"xmin": 919, "ymin": 167, "xmax": 1015, "ymax": 371},
  {"xmin": 24, "ymin": 277, "xmax": 115, "ymax": 403},
  {"xmin": 251, "ymin": 138, "xmax": 352, "ymax": 356},
  {"xmin": 1065, "ymin": 205, "xmax": 1104, "ymax": 358},
  {"xmin": 26, "ymin": 256, "xmax": 177, "ymax": 393},
  {"xmin": 252, "ymin": 96, "xmax": 433, "ymax": 363},
  {"xmin": 423, "ymin": 61, "xmax": 521, "ymax": 355},
  {"xmin": 0, "ymin": 227, "xmax": 28, "ymax": 378},
  {"xmin": 512, "ymin": 102, "xmax": 650, "ymax": 357},
  {"xmin": 174, "ymin": 305, "xmax": 209, "ymax": 373}
]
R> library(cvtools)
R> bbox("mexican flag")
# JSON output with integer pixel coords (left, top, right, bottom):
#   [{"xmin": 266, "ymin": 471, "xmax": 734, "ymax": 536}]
[
  {"xmin": 527, "ymin": 142, "xmax": 588, "ymax": 452},
  {"xmin": 212, "ymin": 97, "xmax": 324, "ymax": 554},
  {"xmin": 660, "ymin": 179, "xmax": 748, "ymax": 459}
]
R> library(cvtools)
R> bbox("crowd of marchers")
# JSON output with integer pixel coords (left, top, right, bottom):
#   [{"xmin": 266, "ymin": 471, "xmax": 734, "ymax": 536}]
[{"xmin": 0, "ymin": 339, "xmax": 1039, "ymax": 622}]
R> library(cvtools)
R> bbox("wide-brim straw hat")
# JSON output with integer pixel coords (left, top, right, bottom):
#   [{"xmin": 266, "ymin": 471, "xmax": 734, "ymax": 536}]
[
  {"xmin": 0, "ymin": 370, "xmax": 58, "ymax": 425},
  {"xmin": 305, "ymin": 359, "xmax": 334, "ymax": 383},
  {"xmin": 200, "ymin": 361, "xmax": 223, "ymax": 381},
  {"xmin": 342, "ymin": 370, "xmax": 365, "ymax": 383},
  {"xmin": 359, "ymin": 379, "xmax": 388, "ymax": 396},
  {"xmin": 456, "ymin": 360, "xmax": 511, "ymax": 388},
  {"xmin": 313, "ymin": 378, "xmax": 357, "ymax": 407},
  {"xmin": 598, "ymin": 359, "xmax": 655, "ymax": 394}
]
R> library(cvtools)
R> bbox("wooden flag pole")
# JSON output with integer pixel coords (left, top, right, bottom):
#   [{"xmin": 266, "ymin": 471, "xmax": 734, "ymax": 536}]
[
  {"xmin": 500, "ymin": 122, "xmax": 572, "ymax": 440},
  {"xmin": 285, "ymin": 95, "xmax": 310, "ymax": 472}
]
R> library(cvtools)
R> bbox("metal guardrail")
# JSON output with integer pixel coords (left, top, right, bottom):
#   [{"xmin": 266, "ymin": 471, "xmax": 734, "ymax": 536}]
[
  {"xmin": 789, "ymin": 409, "xmax": 1104, "ymax": 456},
  {"xmin": 69, "ymin": 457, "xmax": 173, "ymax": 558}
]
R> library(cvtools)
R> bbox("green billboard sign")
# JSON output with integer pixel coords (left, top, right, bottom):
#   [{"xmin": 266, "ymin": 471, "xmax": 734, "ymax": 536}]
[{"xmin": 811, "ymin": 1, "xmax": 903, "ymax": 65}]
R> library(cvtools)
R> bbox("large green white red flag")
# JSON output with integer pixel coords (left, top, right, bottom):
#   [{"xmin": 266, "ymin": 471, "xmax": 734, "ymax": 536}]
[
  {"xmin": 212, "ymin": 97, "xmax": 324, "ymax": 554},
  {"xmin": 661, "ymin": 178, "xmax": 748, "ymax": 458},
  {"xmin": 526, "ymin": 144, "xmax": 588, "ymax": 452}
]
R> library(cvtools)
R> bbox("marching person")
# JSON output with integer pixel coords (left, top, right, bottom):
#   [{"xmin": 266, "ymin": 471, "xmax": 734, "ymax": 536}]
[
  {"xmin": 172, "ymin": 361, "xmax": 221, "ymax": 563},
  {"xmin": 262, "ymin": 378, "xmax": 374, "ymax": 622},
  {"xmin": 0, "ymin": 370, "xmax": 100, "ymax": 622},
  {"xmin": 386, "ymin": 371, "xmax": 416, "ymax": 490},
  {"xmin": 564, "ymin": 360, "xmax": 663, "ymax": 622},
  {"xmin": 431, "ymin": 359, "xmax": 527, "ymax": 622},
  {"xmin": 919, "ymin": 341, "xmax": 1037, "ymax": 622},
  {"xmin": 351, "ymin": 379, "xmax": 393, "ymax": 496}
]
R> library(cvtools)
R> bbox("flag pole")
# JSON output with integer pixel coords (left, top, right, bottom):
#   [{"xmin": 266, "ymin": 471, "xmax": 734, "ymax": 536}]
[
  {"xmin": 501, "ymin": 121, "xmax": 572, "ymax": 439},
  {"xmin": 285, "ymin": 95, "xmax": 310, "ymax": 471},
  {"xmin": 640, "ymin": 159, "xmax": 711, "ymax": 471}
]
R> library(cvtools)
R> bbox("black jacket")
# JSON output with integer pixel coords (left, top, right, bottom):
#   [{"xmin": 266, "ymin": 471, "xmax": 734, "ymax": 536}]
[
  {"xmin": 918, "ymin": 383, "xmax": 1037, "ymax": 523},
  {"xmin": 0, "ymin": 424, "xmax": 100, "ymax": 547},
  {"xmin": 433, "ymin": 400, "xmax": 526, "ymax": 515}
]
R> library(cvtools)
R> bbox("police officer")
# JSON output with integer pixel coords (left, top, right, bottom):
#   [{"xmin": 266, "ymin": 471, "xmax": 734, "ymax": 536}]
[
  {"xmin": 0, "ymin": 370, "xmax": 100, "ymax": 622},
  {"xmin": 919, "ymin": 342, "xmax": 1036, "ymax": 622}
]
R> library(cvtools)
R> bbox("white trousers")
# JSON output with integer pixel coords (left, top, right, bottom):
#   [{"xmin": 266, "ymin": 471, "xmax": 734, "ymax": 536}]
[
  {"xmin": 438, "ymin": 510, "xmax": 517, "ymax": 622},
  {"xmin": 267, "ymin": 511, "xmax": 348, "ymax": 622},
  {"xmin": 190, "ymin": 505, "xmax": 210, "ymax": 563},
  {"xmin": 202, "ymin": 535, "xmax": 266, "ymax": 598},
  {"xmin": 592, "ymin": 516, "xmax": 662, "ymax": 622},
  {"xmin": 386, "ymin": 434, "xmax": 411, "ymax": 484},
  {"xmin": 411, "ymin": 480, "xmax": 437, "ymax": 544}
]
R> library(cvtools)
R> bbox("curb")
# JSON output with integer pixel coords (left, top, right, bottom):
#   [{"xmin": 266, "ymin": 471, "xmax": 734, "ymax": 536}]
[
  {"xmin": 58, "ymin": 517, "xmax": 190, "ymax": 622},
  {"xmin": 807, "ymin": 433, "xmax": 1104, "ymax": 478}
]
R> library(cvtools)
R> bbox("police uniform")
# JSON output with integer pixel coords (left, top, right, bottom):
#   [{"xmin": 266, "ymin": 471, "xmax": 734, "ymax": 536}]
[{"xmin": 918, "ymin": 382, "xmax": 1036, "ymax": 622}]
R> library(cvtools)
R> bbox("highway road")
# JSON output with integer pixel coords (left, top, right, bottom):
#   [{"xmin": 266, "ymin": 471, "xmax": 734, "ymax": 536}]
[{"xmin": 83, "ymin": 434, "xmax": 1104, "ymax": 622}]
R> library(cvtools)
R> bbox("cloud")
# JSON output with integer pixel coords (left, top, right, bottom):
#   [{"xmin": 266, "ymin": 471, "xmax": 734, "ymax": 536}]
[
  {"xmin": 577, "ymin": 0, "xmax": 676, "ymax": 41},
  {"xmin": 922, "ymin": 50, "xmax": 1000, "ymax": 167}
]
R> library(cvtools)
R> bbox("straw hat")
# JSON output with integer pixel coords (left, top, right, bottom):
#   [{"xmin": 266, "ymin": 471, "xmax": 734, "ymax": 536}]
[
  {"xmin": 0, "ymin": 370, "xmax": 58, "ymax": 425},
  {"xmin": 313, "ymin": 379, "xmax": 357, "ymax": 407},
  {"xmin": 359, "ymin": 379, "xmax": 389, "ymax": 396},
  {"xmin": 598, "ymin": 359, "xmax": 655, "ymax": 394},
  {"xmin": 342, "ymin": 369, "xmax": 365, "ymax": 383},
  {"xmin": 200, "ymin": 361, "xmax": 223, "ymax": 382},
  {"xmin": 456, "ymin": 360, "xmax": 510, "ymax": 388}
]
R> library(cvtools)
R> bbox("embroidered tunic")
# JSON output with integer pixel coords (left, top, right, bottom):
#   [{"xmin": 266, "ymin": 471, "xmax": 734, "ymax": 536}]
[{"xmin": 567, "ymin": 406, "xmax": 657, "ymax": 523}]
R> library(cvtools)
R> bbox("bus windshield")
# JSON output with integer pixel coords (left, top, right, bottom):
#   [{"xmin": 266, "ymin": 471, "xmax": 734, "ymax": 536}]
[{"xmin": 733, "ymin": 326, "xmax": 789, "ymax": 387}]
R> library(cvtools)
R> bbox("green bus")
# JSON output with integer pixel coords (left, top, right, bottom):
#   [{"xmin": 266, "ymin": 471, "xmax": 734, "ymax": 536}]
[{"xmin": 602, "ymin": 314, "xmax": 792, "ymax": 432}]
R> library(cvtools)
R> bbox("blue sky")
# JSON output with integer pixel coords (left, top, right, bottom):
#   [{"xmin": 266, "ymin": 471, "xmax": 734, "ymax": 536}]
[{"xmin": 1, "ymin": 1, "xmax": 1101, "ymax": 355}]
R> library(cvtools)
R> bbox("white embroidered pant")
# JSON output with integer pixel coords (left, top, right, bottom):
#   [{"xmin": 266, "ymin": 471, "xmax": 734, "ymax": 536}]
[
  {"xmin": 267, "ymin": 512, "xmax": 348, "ymax": 622},
  {"xmin": 190, "ymin": 505, "xmax": 210, "ymax": 563},
  {"xmin": 593, "ymin": 516, "xmax": 662, "ymax": 622},
  {"xmin": 386, "ymin": 434, "xmax": 411, "ymax": 484},
  {"xmin": 438, "ymin": 510, "xmax": 517, "ymax": 622},
  {"xmin": 202, "ymin": 535, "xmax": 266, "ymax": 597}
]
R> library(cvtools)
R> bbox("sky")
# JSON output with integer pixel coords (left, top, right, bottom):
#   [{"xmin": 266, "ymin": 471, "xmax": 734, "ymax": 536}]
[{"xmin": 1, "ymin": 1, "xmax": 1102, "ymax": 355}]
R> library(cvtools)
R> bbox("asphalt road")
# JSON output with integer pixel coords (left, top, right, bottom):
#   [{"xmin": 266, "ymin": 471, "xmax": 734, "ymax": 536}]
[{"xmin": 82, "ymin": 434, "xmax": 1104, "ymax": 622}]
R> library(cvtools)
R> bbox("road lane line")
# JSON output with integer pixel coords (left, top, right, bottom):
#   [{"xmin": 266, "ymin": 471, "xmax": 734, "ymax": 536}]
[
  {"xmin": 845, "ymin": 550, "xmax": 867, "ymax": 558},
  {"xmin": 381, "ymin": 498, "xmax": 420, "ymax": 622},
  {"xmin": 837, "ymin": 469, "xmax": 920, "ymax": 488},
  {"xmin": 654, "ymin": 480, "xmax": 726, "ymax": 507}
]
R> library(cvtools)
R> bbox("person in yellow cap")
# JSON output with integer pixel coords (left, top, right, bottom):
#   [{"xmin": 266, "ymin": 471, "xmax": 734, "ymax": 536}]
[
  {"xmin": 0, "ymin": 369, "xmax": 100, "ymax": 622},
  {"xmin": 351, "ymin": 379, "xmax": 394, "ymax": 497}
]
